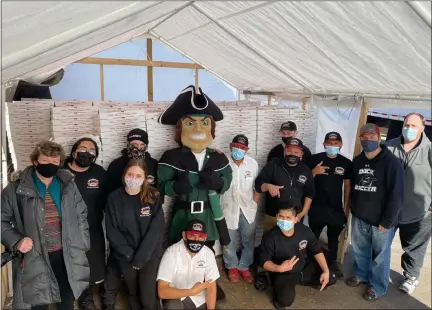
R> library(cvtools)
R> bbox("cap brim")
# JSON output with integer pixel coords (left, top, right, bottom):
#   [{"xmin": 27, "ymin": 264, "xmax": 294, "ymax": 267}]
[{"xmin": 185, "ymin": 231, "xmax": 207, "ymax": 238}]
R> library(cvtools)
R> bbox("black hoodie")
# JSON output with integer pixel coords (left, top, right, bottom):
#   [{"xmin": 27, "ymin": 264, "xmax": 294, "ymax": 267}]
[
  {"xmin": 103, "ymin": 149, "xmax": 158, "ymax": 198},
  {"xmin": 351, "ymin": 145, "xmax": 404, "ymax": 228}
]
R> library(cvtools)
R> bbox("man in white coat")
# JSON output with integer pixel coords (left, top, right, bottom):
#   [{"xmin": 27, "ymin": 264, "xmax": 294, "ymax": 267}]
[{"xmin": 221, "ymin": 134, "xmax": 260, "ymax": 284}]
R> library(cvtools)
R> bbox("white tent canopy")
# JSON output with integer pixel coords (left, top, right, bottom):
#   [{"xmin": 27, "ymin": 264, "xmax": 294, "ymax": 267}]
[{"xmin": 2, "ymin": 1, "xmax": 431, "ymax": 99}]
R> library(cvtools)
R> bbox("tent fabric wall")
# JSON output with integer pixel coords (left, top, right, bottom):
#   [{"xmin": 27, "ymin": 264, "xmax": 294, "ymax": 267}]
[{"xmin": 2, "ymin": 1, "xmax": 431, "ymax": 99}]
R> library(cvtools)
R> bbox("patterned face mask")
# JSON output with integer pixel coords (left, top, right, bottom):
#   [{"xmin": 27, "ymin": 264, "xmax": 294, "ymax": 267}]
[
  {"xmin": 124, "ymin": 177, "xmax": 144, "ymax": 189},
  {"xmin": 127, "ymin": 144, "xmax": 146, "ymax": 159}
]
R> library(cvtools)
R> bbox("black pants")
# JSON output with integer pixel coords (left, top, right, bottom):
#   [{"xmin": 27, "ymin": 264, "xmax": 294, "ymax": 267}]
[
  {"xmin": 308, "ymin": 211, "xmax": 345, "ymax": 263},
  {"xmin": 117, "ymin": 257, "xmax": 160, "ymax": 310},
  {"xmin": 271, "ymin": 260, "xmax": 336, "ymax": 308},
  {"xmin": 398, "ymin": 214, "xmax": 431, "ymax": 279},
  {"xmin": 101, "ymin": 253, "xmax": 122, "ymax": 307},
  {"xmin": 162, "ymin": 297, "xmax": 206, "ymax": 310},
  {"xmin": 31, "ymin": 250, "xmax": 74, "ymax": 310}
]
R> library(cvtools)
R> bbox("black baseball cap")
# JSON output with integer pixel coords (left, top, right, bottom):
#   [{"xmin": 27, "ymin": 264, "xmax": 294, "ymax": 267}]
[
  {"xmin": 284, "ymin": 137, "xmax": 304, "ymax": 150},
  {"xmin": 280, "ymin": 121, "xmax": 297, "ymax": 132},
  {"xmin": 324, "ymin": 132, "xmax": 342, "ymax": 142},
  {"xmin": 231, "ymin": 134, "xmax": 249, "ymax": 147},
  {"xmin": 127, "ymin": 128, "xmax": 149, "ymax": 144},
  {"xmin": 185, "ymin": 219, "xmax": 207, "ymax": 237}
]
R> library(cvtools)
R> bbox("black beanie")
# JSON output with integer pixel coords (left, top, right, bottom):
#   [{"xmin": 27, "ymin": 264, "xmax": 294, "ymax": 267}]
[{"xmin": 127, "ymin": 128, "xmax": 149, "ymax": 145}]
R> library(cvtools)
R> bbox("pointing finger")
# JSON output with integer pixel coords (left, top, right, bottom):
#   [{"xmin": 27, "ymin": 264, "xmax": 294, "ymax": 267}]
[
  {"xmin": 317, "ymin": 161, "xmax": 323, "ymax": 166},
  {"xmin": 289, "ymin": 256, "xmax": 297, "ymax": 262},
  {"xmin": 292, "ymin": 258, "xmax": 300, "ymax": 266}
]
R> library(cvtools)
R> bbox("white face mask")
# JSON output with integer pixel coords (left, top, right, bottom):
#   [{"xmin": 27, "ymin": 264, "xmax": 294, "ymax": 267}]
[{"xmin": 124, "ymin": 177, "xmax": 144, "ymax": 189}]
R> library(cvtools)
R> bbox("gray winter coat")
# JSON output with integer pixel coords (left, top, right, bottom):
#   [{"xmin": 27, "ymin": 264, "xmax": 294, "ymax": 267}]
[
  {"xmin": 1, "ymin": 167, "xmax": 90, "ymax": 309},
  {"xmin": 385, "ymin": 133, "xmax": 432, "ymax": 224}
]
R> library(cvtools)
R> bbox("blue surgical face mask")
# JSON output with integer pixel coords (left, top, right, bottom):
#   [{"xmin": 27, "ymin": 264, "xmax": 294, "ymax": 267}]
[
  {"xmin": 231, "ymin": 147, "xmax": 246, "ymax": 161},
  {"xmin": 402, "ymin": 127, "xmax": 418, "ymax": 142},
  {"xmin": 360, "ymin": 140, "xmax": 380, "ymax": 153},
  {"xmin": 325, "ymin": 146, "xmax": 340, "ymax": 156},
  {"xmin": 277, "ymin": 219, "xmax": 295, "ymax": 231}
]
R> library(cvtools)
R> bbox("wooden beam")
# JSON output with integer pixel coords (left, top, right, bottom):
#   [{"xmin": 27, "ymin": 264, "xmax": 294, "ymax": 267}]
[
  {"xmin": 147, "ymin": 39, "xmax": 154, "ymax": 102},
  {"xmin": 76, "ymin": 57, "xmax": 204, "ymax": 70},
  {"xmin": 99, "ymin": 64, "xmax": 105, "ymax": 100},
  {"xmin": 268, "ymin": 95, "xmax": 272, "ymax": 105},
  {"xmin": 354, "ymin": 100, "xmax": 370, "ymax": 156},
  {"xmin": 301, "ymin": 97, "xmax": 308, "ymax": 110},
  {"xmin": 195, "ymin": 69, "xmax": 199, "ymax": 93}
]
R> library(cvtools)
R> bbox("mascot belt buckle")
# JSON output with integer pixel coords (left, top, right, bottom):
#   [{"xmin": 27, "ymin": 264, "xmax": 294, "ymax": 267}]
[{"xmin": 191, "ymin": 201, "xmax": 204, "ymax": 214}]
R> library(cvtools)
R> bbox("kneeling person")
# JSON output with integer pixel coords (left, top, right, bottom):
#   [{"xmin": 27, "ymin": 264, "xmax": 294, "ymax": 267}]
[
  {"xmin": 157, "ymin": 220, "xmax": 219, "ymax": 310},
  {"xmin": 260, "ymin": 203, "xmax": 336, "ymax": 309}
]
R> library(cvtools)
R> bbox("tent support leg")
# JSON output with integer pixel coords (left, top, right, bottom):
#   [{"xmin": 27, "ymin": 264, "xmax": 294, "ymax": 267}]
[
  {"xmin": 99, "ymin": 64, "xmax": 105, "ymax": 100},
  {"xmin": 147, "ymin": 39, "xmax": 154, "ymax": 102}
]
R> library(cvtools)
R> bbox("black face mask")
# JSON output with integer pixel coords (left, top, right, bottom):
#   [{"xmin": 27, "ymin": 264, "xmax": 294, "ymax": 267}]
[
  {"xmin": 75, "ymin": 152, "xmax": 95, "ymax": 168},
  {"xmin": 127, "ymin": 144, "xmax": 146, "ymax": 159},
  {"xmin": 285, "ymin": 155, "xmax": 300, "ymax": 165},
  {"xmin": 282, "ymin": 137, "xmax": 292, "ymax": 144},
  {"xmin": 35, "ymin": 163, "xmax": 60, "ymax": 178},
  {"xmin": 185, "ymin": 239, "xmax": 205, "ymax": 253}
]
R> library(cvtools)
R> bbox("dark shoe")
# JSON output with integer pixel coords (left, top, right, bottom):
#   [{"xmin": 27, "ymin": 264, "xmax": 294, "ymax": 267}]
[
  {"xmin": 272, "ymin": 299, "xmax": 286, "ymax": 310},
  {"xmin": 346, "ymin": 276, "xmax": 362, "ymax": 287},
  {"xmin": 363, "ymin": 288, "xmax": 379, "ymax": 301},
  {"xmin": 216, "ymin": 284, "xmax": 226, "ymax": 303},
  {"xmin": 79, "ymin": 299, "xmax": 98, "ymax": 310},
  {"xmin": 330, "ymin": 263, "xmax": 344, "ymax": 279}
]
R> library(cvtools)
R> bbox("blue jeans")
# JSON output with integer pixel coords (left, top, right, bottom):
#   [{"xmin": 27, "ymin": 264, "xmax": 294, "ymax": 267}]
[
  {"xmin": 351, "ymin": 216, "xmax": 394, "ymax": 297},
  {"xmin": 223, "ymin": 210, "xmax": 256, "ymax": 271}
]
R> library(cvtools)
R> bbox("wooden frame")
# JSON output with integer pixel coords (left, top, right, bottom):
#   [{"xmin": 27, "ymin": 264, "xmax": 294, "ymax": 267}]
[{"xmin": 75, "ymin": 39, "xmax": 203, "ymax": 101}]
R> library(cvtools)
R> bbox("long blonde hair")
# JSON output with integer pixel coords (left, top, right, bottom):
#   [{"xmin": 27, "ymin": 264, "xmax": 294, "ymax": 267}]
[{"xmin": 122, "ymin": 158, "xmax": 159, "ymax": 205}]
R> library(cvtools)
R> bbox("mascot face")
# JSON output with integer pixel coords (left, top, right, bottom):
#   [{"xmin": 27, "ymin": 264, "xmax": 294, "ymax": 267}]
[{"xmin": 180, "ymin": 115, "xmax": 213, "ymax": 152}]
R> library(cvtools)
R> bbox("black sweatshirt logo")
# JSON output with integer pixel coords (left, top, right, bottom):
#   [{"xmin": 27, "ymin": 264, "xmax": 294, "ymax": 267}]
[{"xmin": 355, "ymin": 168, "xmax": 377, "ymax": 192}]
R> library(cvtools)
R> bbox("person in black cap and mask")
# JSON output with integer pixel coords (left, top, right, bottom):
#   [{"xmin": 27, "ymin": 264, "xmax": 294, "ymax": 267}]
[
  {"xmin": 306, "ymin": 132, "xmax": 353, "ymax": 278},
  {"xmin": 157, "ymin": 219, "xmax": 219, "ymax": 310},
  {"xmin": 104, "ymin": 128, "xmax": 158, "ymax": 196},
  {"xmin": 102, "ymin": 128, "xmax": 158, "ymax": 310},
  {"xmin": 255, "ymin": 137, "xmax": 315, "ymax": 233},
  {"xmin": 267, "ymin": 121, "xmax": 312, "ymax": 164},
  {"xmin": 66, "ymin": 137, "xmax": 106, "ymax": 310}
]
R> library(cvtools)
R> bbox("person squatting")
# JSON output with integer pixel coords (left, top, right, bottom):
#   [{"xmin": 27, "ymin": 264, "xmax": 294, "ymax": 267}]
[{"xmin": 1, "ymin": 86, "xmax": 430, "ymax": 310}]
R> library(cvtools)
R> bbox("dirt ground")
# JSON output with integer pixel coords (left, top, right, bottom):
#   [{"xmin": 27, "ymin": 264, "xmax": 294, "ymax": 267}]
[{"xmin": 3, "ymin": 235, "xmax": 431, "ymax": 310}]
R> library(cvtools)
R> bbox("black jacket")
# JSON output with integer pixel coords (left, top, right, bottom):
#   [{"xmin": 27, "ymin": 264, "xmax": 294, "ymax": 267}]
[
  {"xmin": 105, "ymin": 187, "xmax": 164, "ymax": 268},
  {"xmin": 351, "ymin": 145, "xmax": 404, "ymax": 228},
  {"xmin": 255, "ymin": 158, "xmax": 315, "ymax": 217},
  {"xmin": 104, "ymin": 150, "xmax": 158, "ymax": 197},
  {"xmin": 267, "ymin": 143, "xmax": 312, "ymax": 165}
]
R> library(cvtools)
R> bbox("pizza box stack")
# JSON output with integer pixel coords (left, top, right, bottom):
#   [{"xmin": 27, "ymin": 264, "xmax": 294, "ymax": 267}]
[
  {"xmin": 5, "ymin": 101, "xmax": 53, "ymax": 169},
  {"xmin": 96, "ymin": 108, "xmax": 147, "ymax": 169},
  {"xmin": 211, "ymin": 104, "xmax": 258, "ymax": 157},
  {"xmin": 51, "ymin": 103, "xmax": 103, "ymax": 166}
]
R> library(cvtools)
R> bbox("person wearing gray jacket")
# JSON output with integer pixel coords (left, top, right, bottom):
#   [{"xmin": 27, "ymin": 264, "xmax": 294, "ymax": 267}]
[
  {"xmin": 1, "ymin": 140, "xmax": 90, "ymax": 310},
  {"xmin": 386, "ymin": 113, "xmax": 432, "ymax": 294}
]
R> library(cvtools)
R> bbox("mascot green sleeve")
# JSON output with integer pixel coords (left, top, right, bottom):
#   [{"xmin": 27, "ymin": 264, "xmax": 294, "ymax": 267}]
[{"xmin": 157, "ymin": 85, "xmax": 232, "ymax": 245}]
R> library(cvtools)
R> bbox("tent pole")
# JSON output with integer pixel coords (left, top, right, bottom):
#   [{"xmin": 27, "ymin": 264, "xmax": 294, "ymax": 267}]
[
  {"xmin": 99, "ymin": 65, "xmax": 105, "ymax": 100},
  {"xmin": 147, "ymin": 39, "xmax": 154, "ymax": 102},
  {"xmin": 243, "ymin": 90, "xmax": 431, "ymax": 102},
  {"xmin": 407, "ymin": 1, "xmax": 431, "ymax": 27},
  {"xmin": 195, "ymin": 69, "xmax": 199, "ymax": 92}
]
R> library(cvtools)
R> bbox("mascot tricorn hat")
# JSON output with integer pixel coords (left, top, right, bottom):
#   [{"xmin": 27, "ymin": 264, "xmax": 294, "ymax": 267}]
[{"xmin": 158, "ymin": 85, "xmax": 224, "ymax": 125}]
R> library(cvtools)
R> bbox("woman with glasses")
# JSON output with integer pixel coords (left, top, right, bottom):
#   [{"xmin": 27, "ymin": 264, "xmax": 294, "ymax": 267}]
[{"xmin": 66, "ymin": 137, "xmax": 107, "ymax": 310}]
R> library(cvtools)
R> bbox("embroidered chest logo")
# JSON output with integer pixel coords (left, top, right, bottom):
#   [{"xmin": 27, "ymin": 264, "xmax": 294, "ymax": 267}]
[
  {"xmin": 87, "ymin": 178, "xmax": 99, "ymax": 188},
  {"xmin": 193, "ymin": 223, "xmax": 203, "ymax": 231},
  {"xmin": 244, "ymin": 170, "xmax": 252, "ymax": 178},
  {"xmin": 299, "ymin": 240, "xmax": 308, "ymax": 250},
  {"xmin": 297, "ymin": 175, "xmax": 307, "ymax": 184},
  {"xmin": 147, "ymin": 175, "xmax": 155, "ymax": 185},
  {"xmin": 196, "ymin": 260, "xmax": 206, "ymax": 268},
  {"xmin": 140, "ymin": 206, "xmax": 151, "ymax": 217},
  {"xmin": 334, "ymin": 167, "xmax": 345, "ymax": 175},
  {"xmin": 355, "ymin": 168, "xmax": 377, "ymax": 192}
]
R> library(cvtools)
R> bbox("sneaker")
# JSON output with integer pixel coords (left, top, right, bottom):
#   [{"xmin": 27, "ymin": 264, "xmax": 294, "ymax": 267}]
[
  {"xmin": 399, "ymin": 277, "xmax": 419, "ymax": 294},
  {"xmin": 228, "ymin": 268, "xmax": 240, "ymax": 283},
  {"xmin": 330, "ymin": 263, "xmax": 344, "ymax": 279},
  {"xmin": 240, "ymin": 270, "xmax": 254, "ymax": 284},
  {"xmin": 363, "ymin": 287, "xmax": 379, "ymax": 301},
  {"xmin": 346, "ymin": 276, "xmax": 362, "ymax": 287}
]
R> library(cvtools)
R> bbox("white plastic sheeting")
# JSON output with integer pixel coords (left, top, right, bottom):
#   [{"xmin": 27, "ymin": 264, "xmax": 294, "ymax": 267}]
[
  {"xmin": 2, "ymin": 1, "xmax": 431, "ymax": 97},
  {"xmin": 314, "ymin": 97, "xmax": 363, "ymax": 159}
]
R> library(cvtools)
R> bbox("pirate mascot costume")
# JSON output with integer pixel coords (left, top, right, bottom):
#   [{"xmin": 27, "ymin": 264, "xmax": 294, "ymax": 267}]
[{"xmin": 157, "ymin": 85, "xmax": 233, "ymax": 301}]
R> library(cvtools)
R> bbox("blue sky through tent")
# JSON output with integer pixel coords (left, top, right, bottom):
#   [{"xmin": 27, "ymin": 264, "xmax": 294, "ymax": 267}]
[{"xmin": 50, "ymin": 40, "xmax": 237, "ymax": 102}]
